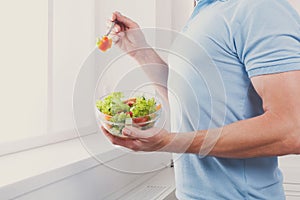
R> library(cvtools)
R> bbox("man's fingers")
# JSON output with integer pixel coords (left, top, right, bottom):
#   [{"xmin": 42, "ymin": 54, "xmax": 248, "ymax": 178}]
[
  {"xmin": 101, "ymin": 126, "xmax": 139, "ymax": 149},
  {"xmin": 112, "ymin": 11, "xmax": 139, "ymax": 29},
  {"xmin": 111, "ymin": 12, "xmax": 117, "ymax": 22},
  {"xmin": 106, "ymin": 20, "xmax": 123, "ymax": 34},
  {"xmin": 117, "ymin": 32, "xmax": 125, "ymax": 38},
  {"xmin": 110, "ymin": 34, "xmax": 120, "ymax": 43},
  {"xmin": 122, "ymin": 126, "xmax": 158, "ymax": 139},
  {"xmin": 122, "ymin": 127, "xmax": 141, "ymax": 138},
  {"xmin": 101, "ymin": 126, "xmax": 116, "ymax": 141}
]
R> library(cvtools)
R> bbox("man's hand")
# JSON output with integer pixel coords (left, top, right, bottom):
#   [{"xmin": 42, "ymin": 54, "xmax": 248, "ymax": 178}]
[
  {"xmin": 102, "ymin": 126, "xmax": 174, "ymax": 152},
  {"xmin": 109, "ymin": 11, "xmax": 149, "ymax": 58}
]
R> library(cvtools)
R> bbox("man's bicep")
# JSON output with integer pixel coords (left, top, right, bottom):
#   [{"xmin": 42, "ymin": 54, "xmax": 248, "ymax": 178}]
[{"xmin": 251, "ymin": 70, "xmax": 300, "ymax": 122}]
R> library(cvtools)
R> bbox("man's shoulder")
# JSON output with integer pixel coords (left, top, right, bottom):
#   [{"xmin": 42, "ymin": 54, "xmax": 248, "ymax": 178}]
[{"xmin": 223, "ymin": 0, "xmax": 299, "ymax": 28}]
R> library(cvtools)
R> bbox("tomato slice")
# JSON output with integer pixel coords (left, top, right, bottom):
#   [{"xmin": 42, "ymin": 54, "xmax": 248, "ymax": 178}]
[
  {"xmin": 156, "ymin": 104, "xmax": 161, "ymax": 111},
  {"xmin": 132, "ymin": 116, "xmax": 150, "ymax": 127},
  {"xmin": 104, "ymin": 114, "xmax": 112, "ymax": 121},
  {"xmin": 123, "ymin": 98, "xmax": 136, "ymax": 107},
  {"xmin": 97, "ymin": 36, "xmax": 112, "ymax": 52},
  {"xmin": 126, "ymin": 111, "xmax": 133, "ymax": 117}
]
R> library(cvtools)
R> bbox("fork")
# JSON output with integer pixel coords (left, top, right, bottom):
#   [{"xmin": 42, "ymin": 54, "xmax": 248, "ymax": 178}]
[{"xmin": 105, "ymin": 21, "xmax": 116, "ymax": 36}]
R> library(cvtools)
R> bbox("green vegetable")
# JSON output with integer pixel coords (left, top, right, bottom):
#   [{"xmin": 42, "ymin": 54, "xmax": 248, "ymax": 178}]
[
  {"xmin": 131, "ymin": 96, "xmax": 156, "ymax": 117},
  {"xmin": 96, "ymin": 92, "xmax": 158, "ymax": 136},
  {"xmin": 110, "ymin": 125, "xmax": 124, "ymax": 135},
  {"xmin": 96, "ymin": 92, "xmax": 130, "ymax": 115},
  {"xmin": 110, "ymin": 112, "xmax": 131, "ymax": 123}
]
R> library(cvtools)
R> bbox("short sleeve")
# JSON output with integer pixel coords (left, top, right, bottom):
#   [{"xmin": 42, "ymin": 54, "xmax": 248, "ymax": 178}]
[{"xmin": 234, "ymin": 0, "xmax": 300, "ymax": 78}]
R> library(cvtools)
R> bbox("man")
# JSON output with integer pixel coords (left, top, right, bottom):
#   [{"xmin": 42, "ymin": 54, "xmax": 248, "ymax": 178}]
[{"xmin": 102, "ymin": 0, "xmax": 300, "ymax": 199}]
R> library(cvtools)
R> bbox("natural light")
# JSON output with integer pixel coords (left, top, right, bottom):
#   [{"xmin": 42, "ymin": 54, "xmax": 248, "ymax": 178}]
[{"xmin": 0, "ymin": 1, "xmax": 300, "ymax": 200}]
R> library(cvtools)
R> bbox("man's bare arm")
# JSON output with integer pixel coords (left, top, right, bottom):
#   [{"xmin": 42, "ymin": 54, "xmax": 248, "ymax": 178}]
[{"xmin": 183, "ymin": 70, "xmax": 300, "ymax": 158}]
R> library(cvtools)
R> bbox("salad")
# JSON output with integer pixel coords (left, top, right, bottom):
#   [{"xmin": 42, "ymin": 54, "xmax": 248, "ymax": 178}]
[{"xmin": 96, "ymin": 92, "xmax": 161, "ymax": 135}]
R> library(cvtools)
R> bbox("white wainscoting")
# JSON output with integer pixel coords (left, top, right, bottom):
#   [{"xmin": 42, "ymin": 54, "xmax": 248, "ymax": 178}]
[
  {"xmin": 279, "ymin": 155, "xmax": 300, "ymax": 199},
  {"xmin": 0, "ymin": 148, "xmax": 174, "ymax": 200}
]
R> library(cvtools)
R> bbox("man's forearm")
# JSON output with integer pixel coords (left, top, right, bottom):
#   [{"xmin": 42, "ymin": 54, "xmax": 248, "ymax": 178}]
[
  {"xmin": 134, "ymin": 48, "xmax": 169, "ymax": 102},
  {"xmin": 169, "ymin": 111, "xmax": 300, "ymax": 158},
  {"xmin": 134, "ymin": 47, "xmax": 167, "ymax": 66}
]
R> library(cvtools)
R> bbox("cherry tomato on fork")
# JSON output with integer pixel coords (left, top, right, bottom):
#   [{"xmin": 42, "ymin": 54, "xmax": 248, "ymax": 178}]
[{"xmin": 96, "ymin": 36, "xmax": 112, "ymax": 52}]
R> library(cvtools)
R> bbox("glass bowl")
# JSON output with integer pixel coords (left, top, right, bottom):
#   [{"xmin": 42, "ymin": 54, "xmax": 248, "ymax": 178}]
[{"xmin": 95, "ymin": 91, "xmax": 162, "ymax": 137}]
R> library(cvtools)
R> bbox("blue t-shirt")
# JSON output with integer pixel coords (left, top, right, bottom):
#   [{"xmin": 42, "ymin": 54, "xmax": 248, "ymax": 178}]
[{"xmin": 167, "ymin": 0, "xmax": 300, "ymax": 199}]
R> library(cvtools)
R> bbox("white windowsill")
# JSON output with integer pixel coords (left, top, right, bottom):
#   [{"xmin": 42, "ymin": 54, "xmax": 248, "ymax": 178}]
[
  {"xmin": 0, "ymin": 131, "xmax": 174, "ymax": 200},
  {"xmin": 0, "ymin": 126, "xmax": 98, "ymax": 156},
  {"xmin": 0, "ymin": 133, "xmax": 119, "ymax": 199}
]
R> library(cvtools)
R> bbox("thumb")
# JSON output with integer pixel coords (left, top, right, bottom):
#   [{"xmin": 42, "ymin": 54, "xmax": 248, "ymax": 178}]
[
  {"xmin": 122, "ymin": 126, "xmax": 147, "ymax": 138},
  {"xmin": 113, "ymin": 11, "xmax": 139, "ymax": 29}
]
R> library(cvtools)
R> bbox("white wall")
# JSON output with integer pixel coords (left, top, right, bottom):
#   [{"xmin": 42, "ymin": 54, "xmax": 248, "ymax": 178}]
[
  {"xmin": 50, "ymin": 0, "xmax": 96, "ymax": 134},
  {"xmin": 0, "ymin": 0, "xmax": 48, "ymax": 142},
  {"xmin": 171, "ymin": 0, "xmax": 194, "ymax": 31},
  {"xmin": 279, "ymin": 156, "xmax": 300, "ymax": 199}
]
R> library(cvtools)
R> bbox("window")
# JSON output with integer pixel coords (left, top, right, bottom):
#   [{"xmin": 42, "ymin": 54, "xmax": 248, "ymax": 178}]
[
  {"xmin": 49, "ymin": 0, "xmax": 96, "ymax": 134},
  {"xmin": 0, "ymin": 0, "xmax": 97, "ymax": 144},
  {"xmin": 0, "ymin": 0, "xmax": 193, "ymax": 149},
  {"xmin": 0, "ymin": 0, "xmax": 48, "ymax": 143}
]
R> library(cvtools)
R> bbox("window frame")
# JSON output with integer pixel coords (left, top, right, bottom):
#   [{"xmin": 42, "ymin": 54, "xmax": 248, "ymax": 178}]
[
  {"xmin": 0, "ymin": 0, "xmax": 98, "ymax": 156},
  {"xmin": 0, "ymin": 0, "xmax": 194, "ymax": 157}
]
